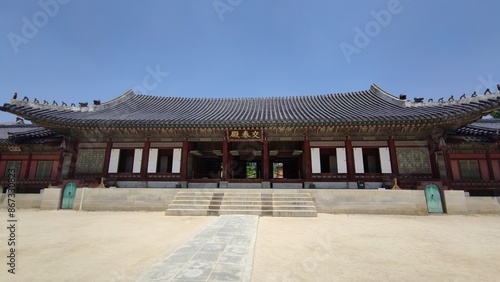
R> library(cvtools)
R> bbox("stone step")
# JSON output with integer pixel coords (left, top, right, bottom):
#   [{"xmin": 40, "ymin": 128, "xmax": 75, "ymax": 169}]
[
  {"xmin": 223, "ymin": 193, "xmax": 262, "ymax": 197},
  {"xmin": 271, "ymin": 205, "xmax": 317, "ymax": 210},
  {"xmin": 273, "ymin": 210, "xmax": 318, "ymax": 217},
  {"xmin": 218, "ymin": 202, "xmax": 316, "ymax": 209},
  {"xmin": 271, "ymin": 197, "xmax": 312, "ymax": 202},
  {"xmin": 175, "ymin": 192, "xmax": 217, "ymax": 196},
  {"xmin": 272, "ymin": 195, "xmax": 310, "ymax": 198},
  {"xmin": 219, "ymin": 205, "xmax": 265, "ymax": 210},
  {"xmin": 168, "ymin": 204, "xmax": 209, "ymax": 210},
  {"xmin": 273, "ymin": 201, "xmax": 315, "ymax": 206},
  {"xmin": 166, "ymin": 209, "xmax": 317, "ymax": 217},
  {"xmin": 221, "ymin": 200, "xmax": 263, "ymax": 205},
  {"xmin": 165, "ymin": 209, "xmax": 208, "ymax": 216},
  {"xmin": 224, "ymin": 196, "xmax": 262, "ymax": 201},
  {"xmin": 173, "ymin": 196, "xmax": 216, "ymax": 201},
  {"xmin": 170, "ymin": 200, "xmax": 212, "ymax": 205},
  {"xmin": 165, "ymin": 191, "xmax": 318, "ymax": 217},
  {"xmin": 272, "ymin": 193, "xmax": 311, "ymax": 197},
  {"xmin": 217, "ymin": 210, "xmax": 263, "ymax": 216}
]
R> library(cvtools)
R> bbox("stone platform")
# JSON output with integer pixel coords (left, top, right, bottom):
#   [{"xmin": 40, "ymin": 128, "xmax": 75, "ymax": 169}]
[{"xmin": 5, "ymin": 188, "xmax": 500, "ymax": 216}]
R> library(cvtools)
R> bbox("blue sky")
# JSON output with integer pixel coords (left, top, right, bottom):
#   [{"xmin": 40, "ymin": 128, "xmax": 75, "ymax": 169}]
[{"xmin": 1, "ymin": 0, "xmax": 499, "ymax": 122}]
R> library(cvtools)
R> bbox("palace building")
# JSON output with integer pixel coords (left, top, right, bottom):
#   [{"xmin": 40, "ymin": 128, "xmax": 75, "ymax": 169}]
[{"xmin": 1, "ymin": 84, "xmax": 500, "ymax": 194}]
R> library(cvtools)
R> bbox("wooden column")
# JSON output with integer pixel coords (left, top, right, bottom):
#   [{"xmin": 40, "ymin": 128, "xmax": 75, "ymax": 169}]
[
  {"xmin": 262, "ymin": 138, "xmax": 269, "ymax": 180},
  {"xmin": 56, "ymin": 149, "xmax": 66, "ymax": 182},
  {"xmin": 140, "ymin": 139, "xmax": 150, "ymax": 181},
  {"xmin": 442, "ymin": 150, "xmax": 453, "ymax": 185},
  {"xmin": 345, "ymin": 139, "xmax": 355, "ymax": 182},
  {"xmin": 180, "ymin": 140, "xmax": 189, "ymax": 181},
  {"xmin": 486, "ymin": 150, "xmax": 494, "ymax": 180},
  {"xmin": 303, "ymin": 140, "xmax": 312, "ymax": 181},
  {"xmin": 222, "ymin": 138, "xmax": 229, "ymax": 180},
  {"xmin": 102, "ymin": 140, "xmax": 113, "ymax": 177},
  {"xmin": 68, "ymin": 141, "xmax": 79, "ymax": 179},
  {"xmin": 428, "ymin": 139, "xmax": 441, "ymax": 180},
  {"xmin": 0, "ymin": 154, "xmax": 4, "ymax": 178},
  {"xmin": 429, "ymin": 152, "xmax": 440, "ymax": 179},
  {"xmin": 25, "ymin": 151, "xmax": 33, "ymax": 179},
  {"xmin": 388, "ymin": 139, "xmax": 399, "ymax": 176}
]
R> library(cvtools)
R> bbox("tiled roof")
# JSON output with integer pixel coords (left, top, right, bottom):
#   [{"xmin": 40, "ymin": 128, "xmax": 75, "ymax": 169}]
[
  {"xmin": 2, "ymin": 84, "xmax": 500, "ymax": 129},
  {"xmin": 0, "ymin": 123, "xmax": 58, "ymax": 145},
  {"xmin": 454, "ymin": 119, "xmax": 500, "ymax": 142}
]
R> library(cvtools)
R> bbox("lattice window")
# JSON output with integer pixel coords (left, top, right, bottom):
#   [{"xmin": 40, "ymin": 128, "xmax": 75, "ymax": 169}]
[
  {"xmin": 61, "ymin": 154, "xmax": 72, "ymax": 178},
  {"xmin": 75, "ymin": 149, "xmax": 105, "ymax": 174},
  {"xmin": 436, "ymin": 153, "xmax": 447, "ymax": 179},
  {"xmin": 396, "ymin": 148, "xmax": 431, "ymax": 174},
  {"xmin": 5, "ymin": 161, "xmax": 21, "ymax": 179},
  {"xmin": 35, "ymin": 161, "xmax": 53, "ymax": 179},
  {"xmin": 459, "ymin": 160, "xmax": 481, "ymax": 180}
]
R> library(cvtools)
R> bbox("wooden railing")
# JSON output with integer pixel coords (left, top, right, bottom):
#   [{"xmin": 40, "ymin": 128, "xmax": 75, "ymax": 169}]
[
  {"xmin": 311, "ymin": 173, "xmax": 348, "ymax": 180},
  {"xmin": 147, "ymin": 173, "xmax": 181, "ymax": 180},
  {"xmin": 354, "ymin": 173, "xmax": 392, "ymax": 181},
  {"xmin": 0, "ymin": 178, "xmax": 53, "ymax": 186},
  {"xmin": 73, "ymin": 174, "xmax": 102, "ymax": 180},
  {"xmin": 449, "ymin": 180, "xmax": 500, "ymax": 189}
]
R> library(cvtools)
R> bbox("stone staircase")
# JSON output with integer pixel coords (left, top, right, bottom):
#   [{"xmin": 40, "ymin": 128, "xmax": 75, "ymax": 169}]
[{"xmin": 165, "ymin": 191, "xmax": 317, "ymax": 217}]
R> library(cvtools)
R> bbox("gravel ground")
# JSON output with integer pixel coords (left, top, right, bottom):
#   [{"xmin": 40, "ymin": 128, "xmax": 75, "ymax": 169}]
[{"xmin": 1, "ymin": 211, "xmax": 499, "ymax": 282}]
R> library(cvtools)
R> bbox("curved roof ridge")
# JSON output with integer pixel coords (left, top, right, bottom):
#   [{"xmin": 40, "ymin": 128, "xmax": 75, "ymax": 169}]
[
  {"xmin": 404, "ymin": 89, "xmax": 500, "ymax": 108},
  {"xmin": 0, "ymin": 123, "xmax": 39, "ymax": 129},
  {"xmin": 97, "ymin": 90, "xmax": 135, "ymax": 110},
  {"xmin": 457, "ymin": 119, "xmax": 500, "ymax": 137},
  {"xmin": 5, "ymin": 89, "xmax": 136, "ymax": 113},
  {"xmin": 3, "ymin": 84, "xmax": 499, "ymax": 129},
  {"xmin": 473, "ymin": 118, "xmax": 500, "ymax": 124},
  {"xmin": 369, "ymin": 84, "xmax": 406, "ymax": 107}
]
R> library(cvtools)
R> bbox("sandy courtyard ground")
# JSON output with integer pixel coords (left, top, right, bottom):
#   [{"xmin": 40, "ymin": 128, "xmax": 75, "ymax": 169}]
[{"xmin": 1, "ymin": 211, "xmax": 499, "ymax": 282}]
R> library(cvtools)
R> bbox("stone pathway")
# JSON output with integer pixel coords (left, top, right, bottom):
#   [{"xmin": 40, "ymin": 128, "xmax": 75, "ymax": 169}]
[{"xmin": 136, "ymin": 215, "xmax": 259, "ymax": 282}]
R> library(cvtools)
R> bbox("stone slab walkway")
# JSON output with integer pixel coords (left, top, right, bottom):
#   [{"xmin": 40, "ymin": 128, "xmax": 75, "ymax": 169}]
[{"xmin": 136, "ymin": 215, "xmax": 259, "ymax": 282}]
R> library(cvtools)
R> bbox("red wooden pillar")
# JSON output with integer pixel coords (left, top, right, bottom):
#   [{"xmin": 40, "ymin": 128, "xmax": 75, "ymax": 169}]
[
  {"xmin": 28, "ymin": 158, "xmax": 37, "ymax": 179},
  {"xmin": 140, "ymin": 139, "xmax": 150, "ymax": 181},
  {"xmin": 428, "ymin": 139, "xmax": 440, "ymax": 179},
  {"xmin": 262, "ymin": 138, "xmax": 269, "ymax": 180},
  {"xmin": 303, "ymin": 139, "xmax": 312, "ymax": 181},
  {"xmin": 0, "ymin": 155, "xmax": 5, "ymax": 178},
  {"xmin": 102, "ymin": 140, "xmax": 113, "ymax": 177},
  {"xmin": 222, "ymin": 138, "xmax": 229, "ymax": 180},
  {"xmin": 429, "ymin": 152, "xmax": 440, "ymax": 179},
  {"xmin": 180, "ymin": 140, "xmax": 189, "ymax": 181},
  {"xmin": 388, "ymin": 139, "xmax": 399, "ymax": 175},
  {"xmin": 345, "ymin": 139, "xmax": 355, "ymax": 182},
  {"xmin": 56, "ymin": 148, "xmax": 66, "ymax": 183},
  {"xmin": 68, "ymin": 140, "xmax": 79, "ymax": 179},
  {"xmin": 442, "ymin": 149, "xmax": 453, "ymax": 185},
  {"xmin": 25, "ymin": 151, "xmax": 33, "ymax": 179},
  {"xmin": 50, "ymin": 156, "xmax": 60, "ymax": 181},
  {"xmin": 486, "ymin": 151, "xmax": 494, "ymax": 180}
]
